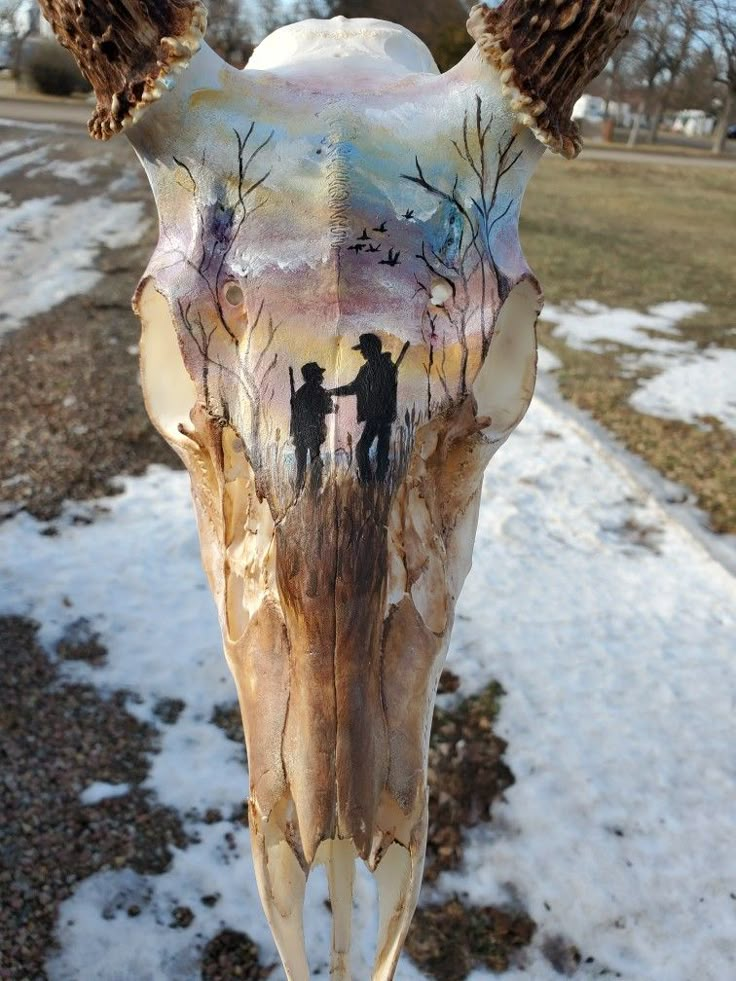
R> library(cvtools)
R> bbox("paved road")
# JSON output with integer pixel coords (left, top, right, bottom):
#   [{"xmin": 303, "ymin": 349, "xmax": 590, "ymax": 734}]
[
  {"xmin": 580, "ymin": 145, "xmax": 736, "ymax": 168},
  {"xmin": 0, "ymin": 94, "xmax": 91, "ymax": 131}
]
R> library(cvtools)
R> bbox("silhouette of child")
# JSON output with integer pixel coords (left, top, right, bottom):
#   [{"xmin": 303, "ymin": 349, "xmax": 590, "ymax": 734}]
[{"xmin": 290, "ymin": 362, "xmax": 335, "ymax": 488}]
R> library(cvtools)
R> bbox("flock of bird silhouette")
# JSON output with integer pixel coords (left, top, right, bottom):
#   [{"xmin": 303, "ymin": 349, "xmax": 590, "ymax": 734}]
[{"xmin": 345, "ymin": 213, "xmax": 415, "ymax": 266}]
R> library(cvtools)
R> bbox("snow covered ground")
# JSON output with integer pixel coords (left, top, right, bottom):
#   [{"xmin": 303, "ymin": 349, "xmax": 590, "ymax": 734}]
[
  {"xmin": 0, "ymin": 123, "xmax": 149, "ymax": 335},
  {"xmin": 543, "ymin": 299, "xmax": 736, "ymax": 432},
  {"xmin": 629, "ymin": 348, "xmax": 736, "ymax": 431},
  {"xmin": 1, "ymin": 117, "xmax": 733, "ymax": 979},
  {"xmin": 1, "ymin": 351, "xmax": 734, "ymax": 979}
]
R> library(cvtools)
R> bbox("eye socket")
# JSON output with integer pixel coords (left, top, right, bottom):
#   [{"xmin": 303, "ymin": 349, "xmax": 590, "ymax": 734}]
[{"xmin": 224, "ymin": 282, "xmax": 244, "ymax": 306}]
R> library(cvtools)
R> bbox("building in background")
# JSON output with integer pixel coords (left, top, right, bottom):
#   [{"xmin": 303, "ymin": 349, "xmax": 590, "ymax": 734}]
[
  {"xmin": 572, "ymin": 93, "xmax": 633, "ymax": 127},
  {"xmin": 672, "ymin": 109, "xmax": 716, "ymax": 137}
]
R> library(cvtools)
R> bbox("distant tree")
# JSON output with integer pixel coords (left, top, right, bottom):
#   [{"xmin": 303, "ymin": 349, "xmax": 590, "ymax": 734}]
[
  {"xmin": 316, "ymin": 0, "xmax": 472, "ymax": 71},
  {"xmin": 257, "ymin": 0, "xmax": 293, "ymax": 39},
  {"xmin": 0, "ymin": 0, "xmax": 25, "ymax": 41},
  {"xmin": 206, "ymin": 0, "xmax": 253, "ymax": 66},
  {"xmin": 708, "ymin": 0, "xmax": 736, "ymax": 151},
  {"xmin": 0, "ymin": 0, "xmax": 33, "ymax": 79},
  {"xmin": 27, "ymin": 38, "xmax": 90, "ymax": 94},
  {"xmin": 670, "ymin": 45, "xmax": 719, "ymax": 111},
  {"xmin": 600, "ymin": 22, "xmax": 640, "ymax": 115},
  {"xmin": 629, "ymin": 0, "xmax": 705, "ymax": 143},
  {"xmin": 293, "ymin": 0, "xmax": 328, "ymax": 17},
  {"xmin": 430, "ymin": 17, "xmax": 474, "ymax": 72}
]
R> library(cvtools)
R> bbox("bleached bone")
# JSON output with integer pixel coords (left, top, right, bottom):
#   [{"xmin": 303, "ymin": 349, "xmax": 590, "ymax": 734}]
[{"xmin": 38, "ymin": 1, "xmax": 643, "ymax": 976}]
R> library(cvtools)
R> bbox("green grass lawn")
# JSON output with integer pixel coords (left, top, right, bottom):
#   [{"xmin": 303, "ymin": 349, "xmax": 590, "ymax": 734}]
[{"xmin": 519, "ymin": 157, "xmax": 736, "ymax": 534}]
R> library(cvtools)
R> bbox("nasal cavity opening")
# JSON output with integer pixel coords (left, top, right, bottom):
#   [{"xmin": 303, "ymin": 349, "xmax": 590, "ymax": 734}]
[{"xmin": 472, "ymin": 276, "xmax": 542, "ymax": 440}]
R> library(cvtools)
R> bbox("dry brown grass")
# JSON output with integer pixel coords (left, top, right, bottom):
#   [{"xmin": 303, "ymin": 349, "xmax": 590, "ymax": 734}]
[{"xmin": 520, "ymin": 157, "xmax": 736, "ymax": 533}]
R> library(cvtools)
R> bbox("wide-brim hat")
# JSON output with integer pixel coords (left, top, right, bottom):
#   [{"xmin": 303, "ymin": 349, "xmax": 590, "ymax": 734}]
[
  {"xmin": 352, "ymin": 332, "xmax": 381, "ymax": 352},
  {"xmin": 302, "ymin": 361, "xmax": 326, "ymax": 380}
]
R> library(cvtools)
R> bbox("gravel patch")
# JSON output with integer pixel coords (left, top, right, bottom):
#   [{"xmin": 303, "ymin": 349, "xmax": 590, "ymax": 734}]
[
  {"xmin": 0, "ymin": 615, "xmax": 190, "ymax": 980},
  {"xmin": 424, "ymin": 680, "xmax": 514, "ymax": 882},
  {"xmin": 153, "ymin": 697, "xmax": 186, "ymax": 726},
  {"xmin": 406, "ymin": 898, "xmax": 536, "ymax": 979},
  {"xmin": 200, "ymin": 928, "xmax": 274, "ymax": 980},
  {"xmin": 210, "ymin": 702, "xmax": 245, "ymax": 746},
  {"xmin": 0, "ymin": 234, "xmax": 180, "ymax": 523},
  {"xmin": 55, "ymin": 616, "xmax": 107, "ymax": 665},
  {"xmin": 401, "ymin": 679, "xmax": 536, "ymax": 978}
]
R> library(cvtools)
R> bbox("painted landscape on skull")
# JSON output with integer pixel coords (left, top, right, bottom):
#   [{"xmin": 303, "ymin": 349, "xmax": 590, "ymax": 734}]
[{"xmin": 147, "ymin": 90, "xmax": 535, "ymax": 519}]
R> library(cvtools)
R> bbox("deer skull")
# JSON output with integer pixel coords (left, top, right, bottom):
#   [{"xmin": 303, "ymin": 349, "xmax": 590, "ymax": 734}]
[{"xmin": 38, "ymin": 1, "xmax": 642, "ymax": 976}]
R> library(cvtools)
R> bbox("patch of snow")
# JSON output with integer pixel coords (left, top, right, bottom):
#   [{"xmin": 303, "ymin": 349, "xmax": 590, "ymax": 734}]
[
  {"xmin": 1, "ymin": 473, "xmax": 30, "ymax": 488},
  {"xmin": 536, "ymin": 346, "xmax": 561, "ymax": 372},
  {"xmin": 630, "ymin": 347, "xmax": 736, "ymax": 430},
  {"xmin": 0, "ymin": 366, "xmax": 734, "ymax": 977},
  {"xmin": 543, "ymin": 299, "xmax": 705, "ymax": 354},
  {"xmin": 106, "ymin": 169, "xmax": 146, "ymax": 195},
  {"xmin": 0, "ymin": 468, "xmax": 420, "ymax": 980},
  {"xmin": 0, "ymin": 144, "xmax": 50, "ymax": 179},
  {"xmin": 0, "ymin": 117, "xmax": 64, "ymax": 132},
  {"xmin": 80, "ymin": 781, "xmax": 131, "ymax": 805},
  {"xmin": 44, "ymin": 828, "xmax": 427, "ymax": 981},
  {"xmin": 541, "ymin": 298, "xmax": 736, "ymax": 432},
  {"xmin": 0, "ymin": 137, "xmax": 39, "ymax": 160},
  {"xmin": 27, "ymin": 155, "xmax": 111, "ymax": 186},
  {"xmin": 441, "ymin": 398, "xmax": 736, "ymax": 980},
  {"xmin": 648, "ymin": 300, "xmax": 708, "ymax": 322},
  {"xmin": 0, "ymin": 194, "xmax": 148, "ymax": 334}
]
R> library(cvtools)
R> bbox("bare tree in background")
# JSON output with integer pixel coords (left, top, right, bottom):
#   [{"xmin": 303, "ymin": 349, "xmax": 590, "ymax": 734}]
[
  {"xmin": 258, "ymin": 0, "xmax": 292, "ymax": 36},
  {"xmin": 0, "ymin": 0, "xmax": 35, "ymax": 79},
  {"xmin": 0, "ymin": 0, "xmax": 28, "ymax": 41},
  {"xmin": 206, "ymin": 0, "xmax": 253, "ymax": 66},
  {"xmin": 314, "ymin": 0, "xmax": 473, "ymax": 71},
  {"xmin": 670, "ymin": 45, "xmax": 720, "ymax": 111},
  {"xmin": 601, "ymin": 20, "xmax": 639, "ymax": 117},
  {"xmin": 654, "ymin": 0, "xmax": 705, "ymax": 138},
  {"xmin": 629, "ymin": 0, "xmax": 705, "ymax": 144},
  {"xmin": 708, "ymin": 0, "xmax": 736, "ymax": 151}
]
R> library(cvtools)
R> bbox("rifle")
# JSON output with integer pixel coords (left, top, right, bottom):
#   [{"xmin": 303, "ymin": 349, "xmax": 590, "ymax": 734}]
[
  {"xmin": 289, "ymin": 366, "xmax": 296, "ymax": 403},
  {"xmin": 395, "ymin": 340, "xmax": 410, "ymax": 371}
]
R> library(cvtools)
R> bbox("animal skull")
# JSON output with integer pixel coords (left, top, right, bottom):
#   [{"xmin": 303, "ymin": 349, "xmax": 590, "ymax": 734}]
[{"xmin": 38, "ymin": 1, "xmax": 642, "ymax": 976}]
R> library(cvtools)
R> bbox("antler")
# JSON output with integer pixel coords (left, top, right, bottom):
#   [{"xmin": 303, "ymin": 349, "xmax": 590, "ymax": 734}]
[
  {"xmin": 37, "ymin": 0, "xmax": 206, "ymax": 139},
  {"xmin": 467, "ymin": 0, "xmax": 644, "ymax": 157}
]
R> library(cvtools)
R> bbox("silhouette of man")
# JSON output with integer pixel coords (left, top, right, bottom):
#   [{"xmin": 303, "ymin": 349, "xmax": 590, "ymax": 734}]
[
  {"xmin": 290, "ymin": 362, "xmax": 335, "ymax": 489},
  {"xmin": 330, "ymin": 333, "xmax": 407, "ymax": 482}
]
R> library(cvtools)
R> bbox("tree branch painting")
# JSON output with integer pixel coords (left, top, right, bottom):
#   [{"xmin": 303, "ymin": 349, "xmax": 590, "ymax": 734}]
[
  {"xmin": 402, "ymin": 95, "xmax": 523, "ymax": 409},
  {"xmin": 160, "ymin": 125, "xmax": 281, "ymax": 480}
]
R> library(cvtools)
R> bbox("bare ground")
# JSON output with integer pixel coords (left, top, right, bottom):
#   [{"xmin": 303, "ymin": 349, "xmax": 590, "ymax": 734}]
[{"xmin": 0, "ymin": 234, "xmax": 181, "ymax": 523}]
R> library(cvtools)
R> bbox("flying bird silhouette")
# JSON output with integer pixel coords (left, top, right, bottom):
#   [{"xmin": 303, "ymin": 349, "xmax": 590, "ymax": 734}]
[
  {"xmin": 367, "ymin": 244, "xmax": 381, "ymax": 252},
  {"xmin": 372, "ymin": 221, "xmax": 387, "ymax": 233},
  {"xmin": 403, "ymin": 209, "xmax": 414, "ymax": 220},
  {"xmin": 379, "ymin": 248, "xmax": 401, "ymax": 266},
  {"xmin": 358, "ymin": 228, "xmax": 371, "ymax": 241},
  {"xmin": 348, "ymin": 242, "xmax": 366, "ymax": 253}
]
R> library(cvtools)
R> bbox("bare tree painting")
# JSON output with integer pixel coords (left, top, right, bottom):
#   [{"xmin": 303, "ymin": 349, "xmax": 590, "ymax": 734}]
[
  {"xmin": 151, "ymin": 101, "xmax": 524, "ymax": 504},
  {"xmin": 158, "ymin": 124, "xmax": 282, "ymax": 480},
  {"xmin": 402, "ymin": 94, "xmax": 523, "ymax": 410}
]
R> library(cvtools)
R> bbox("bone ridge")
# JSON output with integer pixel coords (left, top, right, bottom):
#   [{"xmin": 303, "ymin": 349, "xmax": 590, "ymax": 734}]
[{"xmin": 247, "ymin": 16, "xmax": 440, "ymax": 76}]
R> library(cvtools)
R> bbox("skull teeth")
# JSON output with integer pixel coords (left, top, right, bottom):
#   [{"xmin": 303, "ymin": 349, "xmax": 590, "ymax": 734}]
[
  {"xmin": 249, "ymin": 794, "xmax": 427, "ymax": 979},
  {"xmin": 250, "ymin": 804, "xmax": 310, "ymax": 981}
]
